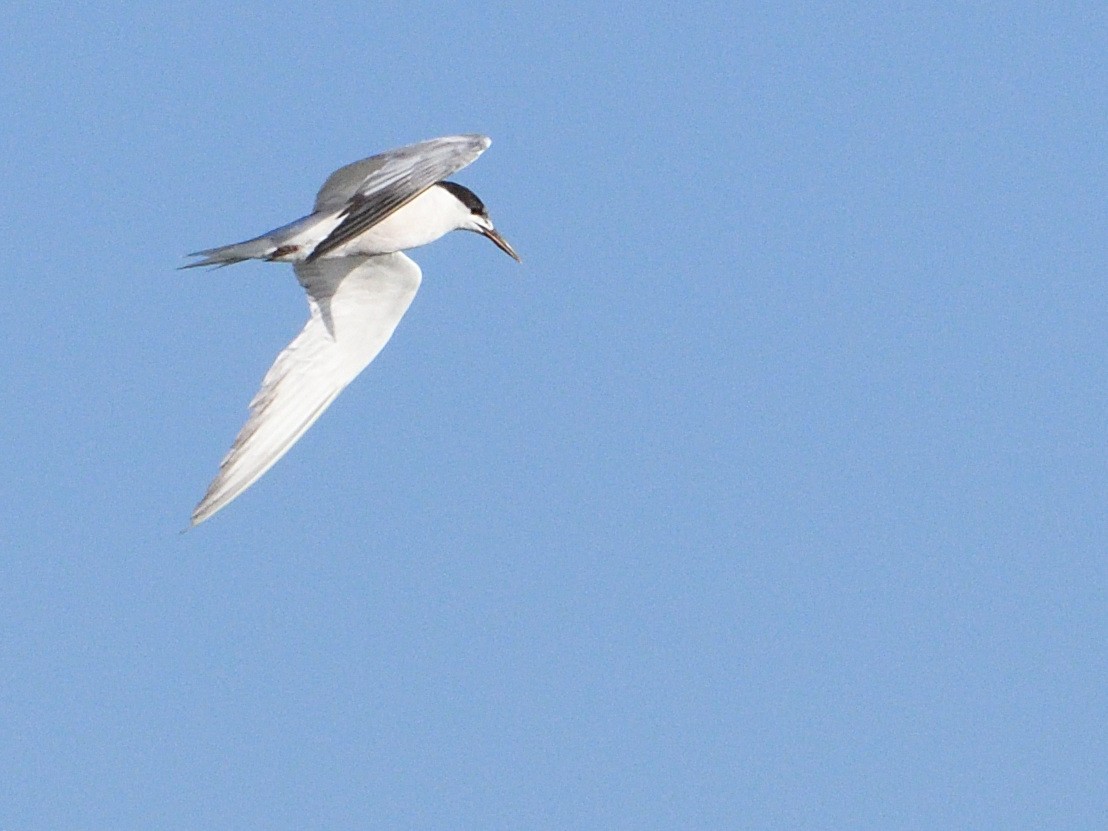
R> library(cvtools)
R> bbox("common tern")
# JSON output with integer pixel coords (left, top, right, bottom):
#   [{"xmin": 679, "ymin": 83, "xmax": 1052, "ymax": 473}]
[{"xmin": 185, "ymin": 134, "xmax": 519, "ymax": 525}]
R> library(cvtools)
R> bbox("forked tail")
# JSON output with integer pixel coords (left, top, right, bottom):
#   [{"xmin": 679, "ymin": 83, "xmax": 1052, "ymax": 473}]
[{"xmin": 180, "ymin": 234, "xmax": 277, "ymax": 269}]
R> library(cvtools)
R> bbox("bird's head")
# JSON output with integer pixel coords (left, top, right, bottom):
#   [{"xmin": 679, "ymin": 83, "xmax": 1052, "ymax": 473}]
[{"xmin": 438, "ymin": 181, "xmax": 521, "ymax": 262}]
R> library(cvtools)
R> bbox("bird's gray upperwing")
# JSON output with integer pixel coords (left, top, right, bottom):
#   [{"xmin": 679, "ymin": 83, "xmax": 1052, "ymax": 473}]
[
  {"xmin": 307, "ymin": 134, "xmax": 491, "ymax": 261},
  {"xmin": 191, "ymin": 252, "xmax": 423, "ymax": 525}
]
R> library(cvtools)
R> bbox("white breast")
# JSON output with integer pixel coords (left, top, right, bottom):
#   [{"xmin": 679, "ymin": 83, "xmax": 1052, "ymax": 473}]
[{"xmin": 321, "ymin": 185, "xmax": 470, "ymax": 259}]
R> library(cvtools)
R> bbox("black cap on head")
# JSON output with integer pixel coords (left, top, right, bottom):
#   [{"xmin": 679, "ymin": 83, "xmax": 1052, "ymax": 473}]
[{"xmin": 438, "ymin": 181, "xmax": 487, "ymax": 217}]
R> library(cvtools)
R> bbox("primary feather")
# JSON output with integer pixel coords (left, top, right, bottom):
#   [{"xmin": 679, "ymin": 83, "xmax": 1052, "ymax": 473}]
[
  {"xmin": 183, "ymin": 135, "xmax": 490, "ymax": 269},
  {"xmin": 185, "ymin": 133, "xmax": 518, "ymax": 524},
  {"xmin": 191, "ymin": 253, "xmax": 422, "ymax": 525}
]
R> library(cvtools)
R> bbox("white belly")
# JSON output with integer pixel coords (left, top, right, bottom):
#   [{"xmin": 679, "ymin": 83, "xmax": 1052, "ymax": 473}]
[
  {"xmin": 264, "ymin": 184, "xmax": 467, "ymax": 263},
  {"xmin": 318, "ymin": 185, "xmax": 465, "ymax": 259}
]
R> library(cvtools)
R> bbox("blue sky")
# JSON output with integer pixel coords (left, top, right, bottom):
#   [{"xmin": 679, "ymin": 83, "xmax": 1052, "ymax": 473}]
[{"xmin": 1, "ymin": 2, "xmax": 1104, "ymax": 828}]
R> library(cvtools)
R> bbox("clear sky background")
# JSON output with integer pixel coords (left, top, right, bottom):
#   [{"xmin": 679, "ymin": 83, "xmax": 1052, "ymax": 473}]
[{"xmin": 1, "ymin": 2, "xmax": 1104, "ymax": 828}]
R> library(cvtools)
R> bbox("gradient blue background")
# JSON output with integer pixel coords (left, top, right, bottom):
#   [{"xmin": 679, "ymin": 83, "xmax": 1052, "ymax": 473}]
[{"xmin": 1, "ymin": 2, "xmax": 1104, "ymax": 828}]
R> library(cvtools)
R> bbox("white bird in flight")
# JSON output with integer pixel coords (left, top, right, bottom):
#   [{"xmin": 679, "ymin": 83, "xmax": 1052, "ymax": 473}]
[{"xmin": 184, "ymin": 134, "xmax": 519, "ymax": 525}]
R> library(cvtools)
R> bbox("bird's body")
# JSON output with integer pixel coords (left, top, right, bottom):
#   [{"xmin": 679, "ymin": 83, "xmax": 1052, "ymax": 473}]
[
  {"xmin": 196, "ymin": 181, "xmax": 483, "ymax": 266},
  {"xmin": 185, "ymin": 134, "xmax": 519, "ymax": 525}
]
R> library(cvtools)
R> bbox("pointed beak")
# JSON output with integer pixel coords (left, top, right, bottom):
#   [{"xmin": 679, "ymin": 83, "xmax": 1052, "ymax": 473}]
[{"xmin": 480, "ymin": 225, "xmax": 522, "ymax": 262}]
